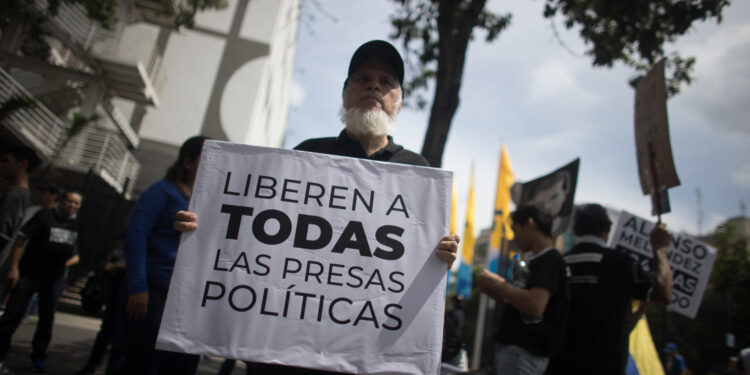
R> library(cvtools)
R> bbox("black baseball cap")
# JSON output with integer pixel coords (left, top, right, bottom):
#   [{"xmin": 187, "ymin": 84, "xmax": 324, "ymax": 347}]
[
  {"xmin": 346, "ymin": 40, "xmax": 404, "ymax": 88},
  {"xmin": 573, "ymin": 203, "xmax": 612, "ymax": 235}
]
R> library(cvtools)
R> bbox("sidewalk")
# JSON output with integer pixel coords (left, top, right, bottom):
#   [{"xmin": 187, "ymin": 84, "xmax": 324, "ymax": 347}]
[{"xmin": 2, "ymin": 312, "xmax": 233, "ymax": 375}]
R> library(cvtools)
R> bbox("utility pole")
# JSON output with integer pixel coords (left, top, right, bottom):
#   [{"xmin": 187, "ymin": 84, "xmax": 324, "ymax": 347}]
[{"xmin": 696, "ymin": 187, "xmax": 703, "ymax": 235}]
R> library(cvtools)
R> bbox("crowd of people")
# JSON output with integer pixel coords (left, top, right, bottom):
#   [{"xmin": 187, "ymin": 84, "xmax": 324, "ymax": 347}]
[{"xmin": 0, "ymin": 39, "xmax": 715, "ymax": 375}]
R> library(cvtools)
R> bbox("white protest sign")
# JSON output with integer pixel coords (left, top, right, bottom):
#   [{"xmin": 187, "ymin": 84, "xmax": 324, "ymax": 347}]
[
  {"xmin": 156, "ymin": 141, "xmax": 452, "ymax": 375},
  {"xmin": 608, "ymin": 211, "xmax": 717, "ymax": 319}
]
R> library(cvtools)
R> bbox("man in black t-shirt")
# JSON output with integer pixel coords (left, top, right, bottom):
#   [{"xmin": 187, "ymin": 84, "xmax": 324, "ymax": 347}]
[
  {"xmin": 0, "ymin": 145, "xmax": 40, "ymax": 257},
  {"xmin": 0, "ymin": 190, "xmax": 83, "ymax": 373},
  {"xmin": 546, "ymin": 203, "xmax": 673, "ymax": 375},
  {"xmin": 477, "ymin": 206, "xmax": 569, "ymax": 375}
]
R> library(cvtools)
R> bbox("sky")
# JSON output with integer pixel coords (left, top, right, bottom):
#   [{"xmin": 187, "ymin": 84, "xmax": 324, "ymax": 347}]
[{"xmin": 283, "ymin": 0, "xmax": 750, "ymax": 238}]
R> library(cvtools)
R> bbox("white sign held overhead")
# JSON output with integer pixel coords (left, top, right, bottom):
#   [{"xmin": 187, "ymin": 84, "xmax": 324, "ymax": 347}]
[
  {"xmin": 609, "ymin": 211, "xmax": 717, "ymax": 319},
  {"xmin": 156, "ymin": 141, "xmax": 452, "ymax": 375}
]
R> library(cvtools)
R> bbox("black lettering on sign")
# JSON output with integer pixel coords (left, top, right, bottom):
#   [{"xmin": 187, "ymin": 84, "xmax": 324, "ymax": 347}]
[
  {"xmin": 619, "ymin": 232, "xmax": 634, "ymax": 246},
  {"xmin": 221, "ymin": 204, "xmax": 254, "ymax": 240},
  {"xmin": 332, "ymin": 221, "xmax": 371, "ymax": 257},
  {"xmin": 201, "ymin": 281, "xmax": 225, "ymax": 307},
  {"xmin": 256, "ymin": 175, "xmax": 277, "ymax": 199},
  {"xmin": 672, "ymin": 270, "xmax": 698, "ymax": 297},
  {"xmin": 293, "ymin": 214, "xmax": 333, "ymax": 250},
  {"xmin": 383, "ymin": 304, "xmax": 403, "ymax": 331},
  {"xmin": 623, "ymin": 217, "xmax": 638, "ymax": 232},
  {"xmin": 671, "ymin": 290, "xmax": 691, "ymax": 309},
  {"xmin": 386, "ymin": 194, "xmax": 409, "ymax": 218},
  {"xmin": 252, "ymin": 209, "xmax": 292, "ymax": 245},
  {"xmin": 373, "ymin": 225, "xmax": 405, "ymax": 260},
  {"xmin": 223, "ymin": 172, "xmax": 240, "ymax": 196}
]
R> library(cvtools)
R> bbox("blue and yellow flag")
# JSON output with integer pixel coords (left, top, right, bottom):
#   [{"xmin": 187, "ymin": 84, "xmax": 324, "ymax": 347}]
[
  {"xmin": 455, "ymin": 166, "xmax": 475, "ymax": 298},
  {"xmin": 489, "ymin": 144, "xmax": 514, "ymax": 272},
  {"xmin": 626, "ymin": 304, "xmax": 664, "ymax": 375},
  {"xmin": 450, "ymin": 181, "xmax": 458, "ymax": 236},
  {"xmin": 447, "ymin": 181, "xmax": 458, "ymax": 294}
]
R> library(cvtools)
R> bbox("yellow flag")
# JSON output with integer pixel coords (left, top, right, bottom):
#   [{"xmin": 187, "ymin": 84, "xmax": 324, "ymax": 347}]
[
  {"xmin": 490, "ymin": 144, "xmax": 514, "ymax": 251},
  {"xmin": 450, "ymin": 181, "xmax": 458, "ymax": 235},
  {"xmin": 460, "ymin": 166, "xmax": 476, "ymax": 264},
  {"xmin": 629, "ymin": 305, "xmax": 665, "ymax": 375}
]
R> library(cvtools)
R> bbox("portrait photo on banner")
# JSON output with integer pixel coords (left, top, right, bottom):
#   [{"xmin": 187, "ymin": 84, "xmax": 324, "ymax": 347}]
[{"xmin": 512, "ymin": 158, "xmax": 580, "ymax": 237}]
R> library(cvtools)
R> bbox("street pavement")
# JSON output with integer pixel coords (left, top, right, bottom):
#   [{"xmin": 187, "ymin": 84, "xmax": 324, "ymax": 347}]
[{"xmin": 2, "ymin": 312, "xmax": 240, "ymax": 375}]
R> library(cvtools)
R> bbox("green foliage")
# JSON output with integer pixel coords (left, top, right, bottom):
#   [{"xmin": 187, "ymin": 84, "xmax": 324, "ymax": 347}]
[
  {"xmin": 0, "ymin": 0, "xmax": 227, "ymax": 59},
  {"xmin": 709, "ymin": 222, "xmax": 750, "ymax": 350},
  {"xmin": 0, "ymin": 0, "xmax": 117, "ymax": 60},
  {"xmin": 543, "ymin": 0, "xmax": 730, "ymax": 97},
  {"xmin": 68, "ymin": 111, "xmax": 101, "ymax": 141},
  {"xmin": 390, "ymin": 0, "xmax": 511, "ymax": 108},
  {"xmin": 647, "ymin": 220, "xmax": 750, "ymax": 373},
  {"xmin": 172, "ymin": 0, "xmax": 229, "ymax": 29},
  {"xmin": 76, "ymin": 0, "xmax": 119, "ymax": 29},
  {"xmin": 0, "ymin": 96, "xmax": 37, "ymax": 123}
]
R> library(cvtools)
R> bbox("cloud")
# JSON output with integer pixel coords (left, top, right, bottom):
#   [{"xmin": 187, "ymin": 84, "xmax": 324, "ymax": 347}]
[
  {"xmin": 526, "ymin": 58, "xmax": 601, "ymax": 109},
  {"xmin": 288, "ymin": 80, "xmax": 306, "ymax": 108},
  {"xmin": 528, "ymin": 59, "xmax": 575, "ymax": 101},
  {"xmin": 676, "ymin": 22, "xmax": 750, "ymax": 138},
  {"xmin": 733, "ymin": 164, "xmax": 750, "ymax": 189}
]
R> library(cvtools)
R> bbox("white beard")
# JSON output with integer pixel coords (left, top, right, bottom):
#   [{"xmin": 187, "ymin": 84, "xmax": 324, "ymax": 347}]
[{"xmin": 339, "ymin": 107, "xmax": 397, "ymax": 137}]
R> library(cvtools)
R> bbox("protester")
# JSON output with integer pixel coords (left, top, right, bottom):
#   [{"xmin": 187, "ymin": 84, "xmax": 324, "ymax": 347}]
[
  {"xmin": 121, "ymin": 136, "xmax": 208, "ymax": 375},
  {"xmin": 174, "ymin": 40, "xmax": 459, "ymax": 374},
  {"xmin": 476, "ymin": 205, "xmax": 569, "ymax": 375},
  {"xmin": 73, "ymin": 220, "xmax": 127, "ymax": 375},
  {"xmin": 12, "ymin": 183, "xmax": 62, "ymax": 316},
  {"xmin": 0, "ymin": 145, "xmax": 39, "ymax": 274},
  {"xmin": 664, "ymin": 342, "xmax": 687, "ymax": 375},
  {"xmin": 21, "ymin": 183, "xmax": 61, "ymax": 225},
  {"xmin": 441, "ymin": 295, "xmax": 468, "ymax": 372},
  {"xmin": 546, "ymin": 203, "xmax": 674, "ymax": 375},
  {"xmin": 0, "ymin": 190, "xmax": 83, "ymax": 373}
]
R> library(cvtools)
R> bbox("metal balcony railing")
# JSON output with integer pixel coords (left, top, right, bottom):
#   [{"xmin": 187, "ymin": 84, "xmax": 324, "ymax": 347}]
[
  {"xmin": 36, "ymin": 0, "xmax": 98, "ymax": 51},
  {"xmin": 0, "ymin": 68, "xmax": 69, "ymax": 160},
  {"xmin": 36, "ymin": 0, "xmax": 164, "ymax": 94},
  {"xmin": 57, "ymin": 128, "xmax": 140, "ymax": 197},
  {"xmin": 130, "ymin": 0, "xmax": 191, "ymax": 27},
  {"xmin": 1, "ymin": 68, "xmax": 139, "ymax": 196}
]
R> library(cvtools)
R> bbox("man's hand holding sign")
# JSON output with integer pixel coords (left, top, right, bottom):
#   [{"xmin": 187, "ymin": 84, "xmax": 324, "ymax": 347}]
[
  {"xmin": 164, "ymin": 142, "xmax": 456, "ymax": 375},
  {"xmin": 176, "ymin": 211, "xmax": 458, "ymax": 268}
]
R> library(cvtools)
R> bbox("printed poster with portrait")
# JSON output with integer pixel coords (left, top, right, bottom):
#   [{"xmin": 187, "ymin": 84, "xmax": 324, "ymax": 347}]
[
  {"xmin": 512, "ymin": 158, "xmax": 580, "ymax": 237},
  {"xmin": 156, "ymin": 141, "xmax": 452, "ymax": 375}
]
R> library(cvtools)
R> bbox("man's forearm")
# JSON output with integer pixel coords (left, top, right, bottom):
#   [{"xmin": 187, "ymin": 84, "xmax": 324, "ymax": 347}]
[
  {"xmin": 483, "ymin": 279, "xmax": 546, "ymax": 316},
  {"xmin": 9, "ymin": 236, "xmax": 25, "ymax": 269},
  {"xmin": 66, "ymin": 254, "xmax": 80, "ymax": 267},
  {"xmin": 649, "ymin": 247, "xmax": 673, "ymax": 304}
]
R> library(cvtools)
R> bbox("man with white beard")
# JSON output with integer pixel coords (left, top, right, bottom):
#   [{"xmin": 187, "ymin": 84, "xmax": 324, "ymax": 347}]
[
  {"xmin": 175, "ymin": 40, "xmax": 459, "ymax": 375},
  {"xmin": 293, "ymin": 40, "xmax": 430, "ymax": 167}
]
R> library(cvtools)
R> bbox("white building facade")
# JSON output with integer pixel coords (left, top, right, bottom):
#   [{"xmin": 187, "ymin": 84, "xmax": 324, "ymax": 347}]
[{"xmin": 127, "ymin": 0, "xmax": 300, "ymax": 193}]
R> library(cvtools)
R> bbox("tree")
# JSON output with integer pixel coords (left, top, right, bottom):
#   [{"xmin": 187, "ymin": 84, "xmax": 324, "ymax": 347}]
[
  {"xmin": 0, "ymin": 0, "xmax": 227, "ymax": 59},
  {"xmin": 390, "ymin": 0, "xmax": 511, "ymax": 167},
  {"xmin": 0, "ymin": 0, "xmax": 119, "ymax": 59},
  {"xmin": 542, "ymin": 0, "xmax": 731, "ymax": 97},
  {"xmin": 390, "ymin": 0, "xmax": 730, "ymax": 167},
  {"xmin": 647, "ymin": 220, "xmax": 750, "ymax": 373}
]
